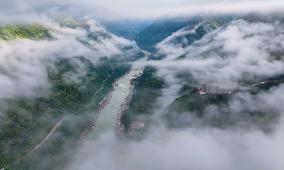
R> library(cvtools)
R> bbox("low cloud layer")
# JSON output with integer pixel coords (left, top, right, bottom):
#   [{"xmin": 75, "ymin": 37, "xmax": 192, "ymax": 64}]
[
  {"xmin": 0, "ymin": 19, "xmax": 137, "ymax": 110},
  {"xmin": 149, "ymin": 20, "xmax": 284, "ymax": 90},
  {"xmin": 67, "ymin": 18, "xmax": 284, "ymax": 170},
  {"xmin": 69, "ymin": 101, "xmax": 284, "ymax": 170},
  {"xmin": 0, "ymin": 34, "xmax": 87, "ymax": 100},
  {"xmin": 1, "ymin": 2, "xmax": 284, "ymax": 170}
]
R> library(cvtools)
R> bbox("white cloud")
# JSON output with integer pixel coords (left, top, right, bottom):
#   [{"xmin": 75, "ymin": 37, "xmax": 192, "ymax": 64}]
[
  {"xmin": 0, "ymin": 35, "xmax": 89, "ymax": 100},
  {"xmin": 148, "ymin": 20, "xmax": 284, "ymax": 90},
  {"xmin": 0, "ymin": 19, "xmax": 137, "ymax": 102},
  {"xmin": 0, "ymin": 1, "xmax": 283, "ymax": 169},
  {"xmin": 67, "ymin": 17, "xmax": 284, "ymax": 170},
  {"xmin": 68, "ymin": 110, "xmax": 284, "ymax": 170},
  {"xmin": 1, "ymin": 0, "xmax": 284, "ymax": 21},
  {"xmin": 55, "ymin": 0, "xmax": 284, "ymax": 20}
]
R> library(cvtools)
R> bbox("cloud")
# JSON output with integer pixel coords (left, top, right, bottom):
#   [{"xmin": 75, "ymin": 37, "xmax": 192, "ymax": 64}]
[
  {"xmin": 68, "ymin": 108, "xmax": 284, "ymax": 170},
  {"xmin": 66, "ymin": 17, "xmax": 284, "ymax": 170},
  {"xmin": 1, "ymin": 0, "xmax": 284, "ymax": 21},
  {"xmin": 47, "ymin": 0, "xmax": 284, "ymax": 21},
  {"xmin": 0, "ymin": 17, "xmax": 145, "ymax": 169},
  {"xmin": 131, "ymin": 18, "xmax": 284, "ymax": 131},
  {"xmin": 0, "ymin": 19, "xmax": 137, "ymax": 108},
  {"xmin": 1, "ymin": 2, "xmax": 284, "ymax": 170},
  {"xmin": 146, "ymin": 19, "xmax": 284, "ymax": 90},
  {"xmin": 0, "ymin": 35, "xmax": 87, "ymax": 100}
]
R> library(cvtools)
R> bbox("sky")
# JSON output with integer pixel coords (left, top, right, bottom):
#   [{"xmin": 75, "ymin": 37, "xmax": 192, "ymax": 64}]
[{"xmin": 0, "ymin": 0, "xmax": 284, "ymax": 21}]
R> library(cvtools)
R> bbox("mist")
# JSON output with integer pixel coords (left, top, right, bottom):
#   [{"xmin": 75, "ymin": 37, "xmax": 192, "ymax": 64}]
[
  {"xmin": 0, "ymin": 1, "xmax": 284, "ymax": 170},
  {"xmin": 68, "ymin": 119, "xmax": 284, "ymax": 170},
  {"xmin": 66, "ymin": 17, "xmax": 284, "ymax": 170}
]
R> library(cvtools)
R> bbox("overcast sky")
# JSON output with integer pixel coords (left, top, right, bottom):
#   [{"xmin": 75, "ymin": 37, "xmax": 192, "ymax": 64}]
[{"xmin": 0, "ymin": 0, "xmax": 284, "ymax": 21}]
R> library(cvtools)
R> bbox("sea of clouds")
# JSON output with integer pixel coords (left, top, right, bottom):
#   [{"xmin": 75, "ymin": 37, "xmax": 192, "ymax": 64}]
[
  {"xmin": 0, "ymin": 1, "xmax": 284, "ymax": 170},
  {"xmin": 67, "ymin": 17, "xmax": 284, "ymax": 170}
]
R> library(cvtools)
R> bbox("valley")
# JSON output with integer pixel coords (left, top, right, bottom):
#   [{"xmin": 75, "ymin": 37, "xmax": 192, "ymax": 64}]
[{"xmin": 0, "ymin": 8, "xmax": 284, "ymax": 170}]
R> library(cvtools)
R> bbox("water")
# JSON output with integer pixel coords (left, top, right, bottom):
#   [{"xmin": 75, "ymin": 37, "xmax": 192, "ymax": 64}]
[{"xmin": 90, "ymin": 68, "xmax": 143, "ymax": 138}]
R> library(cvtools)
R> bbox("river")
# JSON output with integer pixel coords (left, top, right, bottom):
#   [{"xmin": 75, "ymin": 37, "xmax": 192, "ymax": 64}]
[{"xmin": 89, "ymin": 66, "xmax": 144, "ymax": 138}]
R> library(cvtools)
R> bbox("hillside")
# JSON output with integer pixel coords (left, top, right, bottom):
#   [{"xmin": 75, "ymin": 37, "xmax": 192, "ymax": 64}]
[
  {"xmin": 0, "ymin": 25, "xmax": 51, "ymax": 40},
  {"xmin": 124, "ymin": 14, "xmax": 284, "ymax": 135},
  {"xmin": 0, "ymin": 19, "xmax": 145, "ymax": 169}
]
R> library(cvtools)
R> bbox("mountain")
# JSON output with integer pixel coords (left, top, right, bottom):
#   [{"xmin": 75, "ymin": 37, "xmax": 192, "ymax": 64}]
[
  {"xmin": 0, "ymin": 19, "xmax": 145, "ymax": 169},
  {"xmin": 151, "ymin": 15, "xmax": 234, "ymax": 59},
  {"xmin": 134, "ymin": 16, "xmax": 200, "ymax": 51},
  {"xmin": 123, "ymin": 14, "xmax": 284, "ymax": 135},
  {"xmin": 0, "ymin": 24, "xmax": 51, "ymax": 40},
  {"xmin": 101, "ymin": 20, "xmax": 152, "ymax": 40},
  {"xmin": 1, "ymin": 13, "xmax": 284, "ymax": 170}
]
